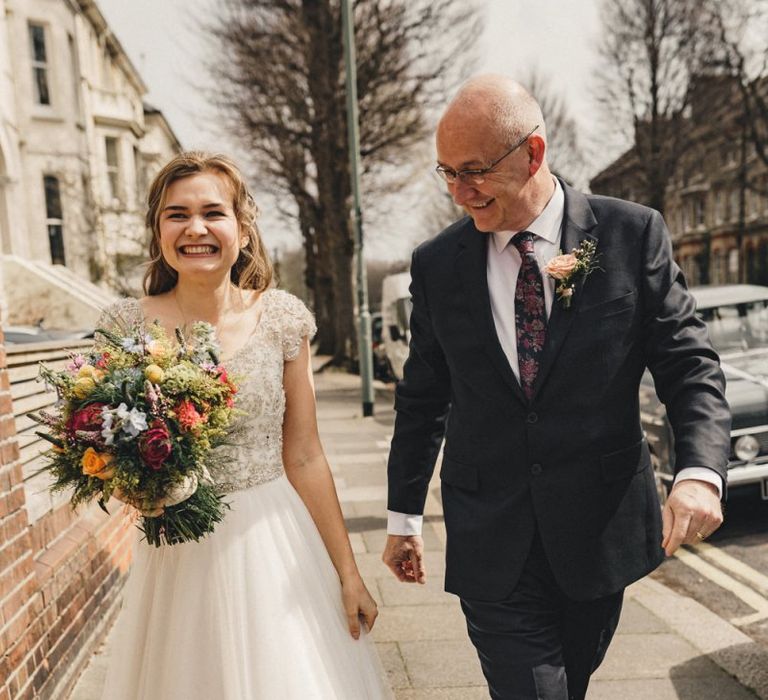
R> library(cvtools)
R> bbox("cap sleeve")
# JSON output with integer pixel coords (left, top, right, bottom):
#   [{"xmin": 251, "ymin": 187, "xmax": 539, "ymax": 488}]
[{"xmin": 269, "ymin": 290, "xmax": 317, "ymax": 361}]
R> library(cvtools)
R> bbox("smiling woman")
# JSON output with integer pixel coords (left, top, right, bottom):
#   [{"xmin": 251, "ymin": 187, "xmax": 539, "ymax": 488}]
[{"xmin": 93, "ymin": 151, "xmax": 392, "ymax": 699}]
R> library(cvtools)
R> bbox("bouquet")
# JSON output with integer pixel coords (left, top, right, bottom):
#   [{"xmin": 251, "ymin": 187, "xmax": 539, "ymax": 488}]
[{"xmin": 31, "ymin": 316, "xmax": 239, "ymax": 546}]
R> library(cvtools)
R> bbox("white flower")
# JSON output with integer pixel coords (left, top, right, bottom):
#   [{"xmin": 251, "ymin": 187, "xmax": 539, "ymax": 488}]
[
  {"xmin": 120, "ymin": 334, "xmax": 152, "ymax": 354},
  {"xmin": 115, "ymin": 403, "xmax": 148, "ymax": 438},
  {"xmin": 102, "ymin": 402, "xmax": 148, "ymax": 442},
  {"xmin": 101, "ymin": 408, "xmax": 117, "ymax": 446}
]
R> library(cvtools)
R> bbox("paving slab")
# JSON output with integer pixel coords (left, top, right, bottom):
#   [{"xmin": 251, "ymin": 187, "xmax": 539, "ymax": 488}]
[
  {"xmin": 399, "ymin": 639, "xmax": 486, "ymax": 688},
  {"xmin": 371, "ymin": 604, "xmax": 468, "ymax": 643}
]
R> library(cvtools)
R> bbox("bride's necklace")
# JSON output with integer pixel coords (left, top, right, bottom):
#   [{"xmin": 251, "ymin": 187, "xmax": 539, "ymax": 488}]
[{"xmin": 173, "ymin": 287, "xmax": 253, "ymax": 338}]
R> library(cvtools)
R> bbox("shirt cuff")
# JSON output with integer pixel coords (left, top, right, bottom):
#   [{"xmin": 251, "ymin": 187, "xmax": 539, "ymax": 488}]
[
  {"xmin": 387, "ymin": 510, "xmax": 423, "ymax": 535},
  {"xmin": 674, "ymin": 467, "xmax": 724, "ymax": 499}
]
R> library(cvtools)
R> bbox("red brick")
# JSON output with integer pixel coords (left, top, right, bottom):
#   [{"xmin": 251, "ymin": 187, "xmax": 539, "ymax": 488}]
[
  {"xmin": 0, "ymin": 441, "xmax": 19, "ymax": 466},
  {"xmin": 0, "ymin": 418, "xmax": 16, "ymax": 441},
  {"xmin": 0, "ymin": 555, "xmax": 33, "ymax": 600},
  {"xmin": 0, "ymin": 508, "xmax": 29, "ymax": 539}
]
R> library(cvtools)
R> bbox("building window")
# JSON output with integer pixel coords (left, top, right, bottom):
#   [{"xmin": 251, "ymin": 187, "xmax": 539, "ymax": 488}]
[
  {"xmin": 44, "ymin": 175, "xmax": 65, "ymax": 265},
  {"xmin": 712, "ymin": 249, "xmax": 730, "ymax": 285},
  {"xmin": 29, "ymin": 23, "xmax": 51, "ymax": 106},
  {"xmin": 105, "ymin": 137, "xmax": 120, "ymax": 201},
  {"xmin": 133, "ymin": 146, "xmax": 143, "ymax": 205},
  {"xmin": 729, "ymin": 189, "xmax": 739, "ymax": 222},
  {"xmin": 714, "ymin": 190, "xmax": 724, "ymax": 224},
  {"xmin": 728, "ymin": 248, "xmax": 740, "ymax": 283},
  {"xmin": 693, "ymin": 197, "xmax": 706, "ymax": 228},
  {"xmin": 68, "ymin": 33, "xmax": 80, "ymax": 118}
]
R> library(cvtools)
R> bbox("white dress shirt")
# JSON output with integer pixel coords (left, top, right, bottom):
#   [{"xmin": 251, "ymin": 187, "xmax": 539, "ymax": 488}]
[{"xmin": 388, "ymin": 179, "xmax": 722, "ymax": 536}]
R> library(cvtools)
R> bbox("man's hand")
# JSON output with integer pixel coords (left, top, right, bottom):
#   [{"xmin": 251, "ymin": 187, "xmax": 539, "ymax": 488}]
[
  {"xmin": 662, "ymin": 479, "xmax": 723, "ymax": 556},
  {"xmin": 382, "ymin": 535, "xmax": 426, "ymax": 584}
]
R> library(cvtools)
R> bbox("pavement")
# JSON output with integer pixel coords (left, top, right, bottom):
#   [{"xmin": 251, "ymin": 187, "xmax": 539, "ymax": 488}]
[{"xmin": 69, "ymin": 368, "xmax": 768, "ymax": 700}]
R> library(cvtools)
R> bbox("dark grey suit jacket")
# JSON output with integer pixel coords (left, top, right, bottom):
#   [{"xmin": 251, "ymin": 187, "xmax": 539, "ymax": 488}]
[{"xmin": 387, "ymin": 181, "xmax": 731, "ymax": 602}]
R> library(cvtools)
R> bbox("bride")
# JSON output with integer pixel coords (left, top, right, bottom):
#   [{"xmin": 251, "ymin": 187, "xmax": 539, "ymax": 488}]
[{"xmin": 99, "ymin": 152, "xmax": 392, "ymax": 699}]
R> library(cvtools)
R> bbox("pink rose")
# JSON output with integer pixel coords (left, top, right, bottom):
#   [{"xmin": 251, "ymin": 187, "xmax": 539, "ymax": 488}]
[
  {"xmin": 139, "ymin": 419, "xmax": 173, "ymax": 470},
  {"xmin": 544, "ymin": 254, "xmax": 578, "ymax": 280}
]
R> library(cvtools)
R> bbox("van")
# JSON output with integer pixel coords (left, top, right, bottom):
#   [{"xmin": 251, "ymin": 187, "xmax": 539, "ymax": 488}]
[{"xmin": 380, "ymin": 272, "xmax": 412, "ymax": 380}]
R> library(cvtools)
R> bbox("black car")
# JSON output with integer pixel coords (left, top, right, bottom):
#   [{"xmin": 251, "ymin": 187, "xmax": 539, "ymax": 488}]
[{"xmin": 641, "ymin": 284, "xmax": 768, "ymax": 502}]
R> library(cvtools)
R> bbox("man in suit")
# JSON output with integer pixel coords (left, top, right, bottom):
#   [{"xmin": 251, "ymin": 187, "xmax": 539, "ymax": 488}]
[{"xmin": 382, "ymin": 75, "xmax": 731, "ymax": 699}]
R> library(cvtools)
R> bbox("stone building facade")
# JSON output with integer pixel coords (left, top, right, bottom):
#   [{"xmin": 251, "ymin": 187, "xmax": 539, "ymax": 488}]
[
  {"xmin": 0, "ymin": 0, "xmax": 181, "ymax": 296},
  {"xmin": 590, "ymin": 76, "xmax": 768, "ymax": 288}
]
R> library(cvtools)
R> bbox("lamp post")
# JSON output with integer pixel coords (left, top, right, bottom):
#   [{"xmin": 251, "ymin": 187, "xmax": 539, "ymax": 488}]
[{"xmin": 342, "ymin": 0, "xmax": 374, "ymax": 417}]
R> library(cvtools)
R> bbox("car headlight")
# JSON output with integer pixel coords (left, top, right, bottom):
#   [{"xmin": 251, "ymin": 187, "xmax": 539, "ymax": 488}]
[{"xmin": 734, "ymin": 435, "xmax": 760, "ymax": 461}]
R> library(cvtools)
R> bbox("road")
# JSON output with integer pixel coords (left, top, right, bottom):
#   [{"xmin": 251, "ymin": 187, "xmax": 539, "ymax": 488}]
[{"xmin": 653, "ymin": 490, "xmax": 768, "ymax": 652}]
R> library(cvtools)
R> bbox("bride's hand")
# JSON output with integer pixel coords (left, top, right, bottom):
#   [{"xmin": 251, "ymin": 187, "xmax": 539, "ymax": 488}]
[
  {"xmin": 341, "ymin": 575, "xmax": 379, "ymax": 639},
  {"xmin": 112, "ymin": 487, "xmax": 165, "ymax": 518}
]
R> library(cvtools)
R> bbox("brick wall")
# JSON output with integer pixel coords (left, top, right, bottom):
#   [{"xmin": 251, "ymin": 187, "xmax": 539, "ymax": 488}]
[{"xmin": 0, "ymin": 332, "xmax": 134, "ymax": 700}]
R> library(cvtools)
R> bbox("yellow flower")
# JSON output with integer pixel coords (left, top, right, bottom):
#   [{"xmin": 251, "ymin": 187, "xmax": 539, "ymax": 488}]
[
  {"xmin": 76, "ymin": 365, "xmax": 105, "ymax": 383},
  {"xmin": 72, "ymin": 377, "xmax": 96, "ymax": 398},
  {"xmin": 147, "ymin": 340, "xmax": 169, "ymax": 359},
  {"xmin": 81, "ymin": 447, "xmax": 115, "ymax": 480},
  {"xmin": 144, "ymin": 364, "xmax": 165, "ymax": 383}
]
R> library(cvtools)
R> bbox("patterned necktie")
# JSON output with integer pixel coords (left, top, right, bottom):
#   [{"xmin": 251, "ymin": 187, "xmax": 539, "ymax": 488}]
[{"xmin": 512, "ymin": 231, "xmax": 547, "ymax": 400}]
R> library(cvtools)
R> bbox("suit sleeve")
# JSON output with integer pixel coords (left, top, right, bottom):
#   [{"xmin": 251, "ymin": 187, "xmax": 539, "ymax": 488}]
[
  {"xmin": 386, "ymin": 246, "xmax": 452, "ymax": 515},
  {"xmin": 640, "ymin": 209, "xmax": 731, "ymax": 484}
]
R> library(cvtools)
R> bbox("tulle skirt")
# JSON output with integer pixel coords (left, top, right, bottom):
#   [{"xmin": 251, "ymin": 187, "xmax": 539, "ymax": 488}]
[{"xmin": 102, "ymin": 474, "xmax": 392, "ymax": 699}]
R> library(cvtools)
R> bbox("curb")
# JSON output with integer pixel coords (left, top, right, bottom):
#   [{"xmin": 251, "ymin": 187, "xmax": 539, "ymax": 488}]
[{"xmin": 630, "ymin": 576, "xmax": 768, "ymax": 698}]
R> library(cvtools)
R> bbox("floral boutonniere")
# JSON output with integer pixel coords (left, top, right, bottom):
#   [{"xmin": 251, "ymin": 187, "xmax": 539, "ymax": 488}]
[{"xmin": 543, "ymin": 240, "xmax": 599, "ymax": 309}]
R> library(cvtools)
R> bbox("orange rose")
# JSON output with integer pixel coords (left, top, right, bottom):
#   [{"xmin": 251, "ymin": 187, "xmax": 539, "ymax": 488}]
[
  {"xmin": 544, "ymin": 253, "xmax": 578, "ymax": 280},
  {"xmin": 81, "ymin": 447, "xmax": 116, "ymax": 480}
]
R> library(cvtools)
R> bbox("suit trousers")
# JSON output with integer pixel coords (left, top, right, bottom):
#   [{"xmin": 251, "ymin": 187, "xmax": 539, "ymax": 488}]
[{"xmin": 460, "ymin": 532, "xmax": 623, "ymax": 700}]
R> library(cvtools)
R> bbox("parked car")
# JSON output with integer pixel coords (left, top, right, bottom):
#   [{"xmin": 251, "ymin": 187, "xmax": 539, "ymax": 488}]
[
  {"xmin": 370, "ymin": 312, "xmax": 393, "ymax": 381},
  {"xmin": 641, "ymin": 284, "xmax": 768, "ymax": 502}
]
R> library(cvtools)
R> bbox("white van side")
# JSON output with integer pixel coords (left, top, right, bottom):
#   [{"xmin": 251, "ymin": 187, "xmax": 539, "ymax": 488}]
[{"xmin": 381, "ymin": 272, "xmax": 412, "ymax": 380}]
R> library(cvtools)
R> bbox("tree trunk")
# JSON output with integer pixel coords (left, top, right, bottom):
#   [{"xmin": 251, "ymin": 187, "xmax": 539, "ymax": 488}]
[{"xmin": 303, "ymin": 0, "xmax": 357, "ymax": 365}]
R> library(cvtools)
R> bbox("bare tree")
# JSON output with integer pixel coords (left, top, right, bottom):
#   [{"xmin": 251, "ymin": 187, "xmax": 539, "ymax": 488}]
[
  {"xmin": 204, "ymin": 0, "xmax": 480, "ymax": 367},
  {"xmin": 523, "ymin": 69, "xmax": 588, "ymax": 189},
  {"xmin": 594, "ymin": 0, "xmax": 718, "ymax": 213},
  {"xmin": 702, "ymin": 0, "xmax": 768, "ymax": 178}
]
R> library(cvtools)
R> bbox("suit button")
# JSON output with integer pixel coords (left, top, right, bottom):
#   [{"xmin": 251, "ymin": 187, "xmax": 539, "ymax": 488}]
[
  {"xmin": 527, "ymin": 412, "xmax": 538, "ymax": 424},
  {"xmin": 531, "ymin": 463, "xmax": 543, "ymax": 475}
]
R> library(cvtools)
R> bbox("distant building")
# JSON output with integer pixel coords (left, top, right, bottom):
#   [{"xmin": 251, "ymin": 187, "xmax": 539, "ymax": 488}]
[
  {"xmin": 0, "ymin": 0, "xmax": 181, "ymax": 308},
  {"xmin": 590, "ymin": 75, "xmax": 768, "ymax": 287}
]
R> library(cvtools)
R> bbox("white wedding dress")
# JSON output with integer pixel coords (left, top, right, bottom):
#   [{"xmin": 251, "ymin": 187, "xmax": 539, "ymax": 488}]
[{"xmin": 99, "ymin": 291, "xmax": 392, "ymax": 700}]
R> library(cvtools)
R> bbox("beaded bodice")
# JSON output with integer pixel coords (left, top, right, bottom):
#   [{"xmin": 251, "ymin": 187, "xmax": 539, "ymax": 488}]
[{"xmin": 99, "ymin": 290, "xmax": 316, "ymax": 494}]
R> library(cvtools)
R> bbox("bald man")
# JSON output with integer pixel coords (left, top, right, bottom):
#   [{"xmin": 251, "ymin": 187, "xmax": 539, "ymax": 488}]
[{"xmin": 382, "ymin": 75, "xmax": 730, "ymax": 699}]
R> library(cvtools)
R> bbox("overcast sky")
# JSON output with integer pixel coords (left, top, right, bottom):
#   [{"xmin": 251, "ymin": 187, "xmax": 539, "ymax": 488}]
[{"xmin": 97, "ymin": 0, "xmax": 604, "ymax": 259}]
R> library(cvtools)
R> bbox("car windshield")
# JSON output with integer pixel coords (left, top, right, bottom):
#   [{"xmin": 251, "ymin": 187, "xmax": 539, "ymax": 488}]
[{"xmin": 699, "ymin": 300, "xmax": 768, "ymax": 352}]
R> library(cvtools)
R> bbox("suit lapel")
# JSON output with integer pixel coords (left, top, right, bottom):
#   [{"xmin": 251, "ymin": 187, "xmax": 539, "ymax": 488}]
[
  {"xmin": 456, "ymin": 223, "xmax": 528, "ymax": 405},
  {"xmin": 530, "ymin": 182, "xmax": 598, "ymax": 401}
]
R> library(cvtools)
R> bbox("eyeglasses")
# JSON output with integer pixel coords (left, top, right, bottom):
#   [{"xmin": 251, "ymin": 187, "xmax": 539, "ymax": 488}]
[{"xmin": 435, "ymin": 125, "xmax": 539, "ymax": 186}]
